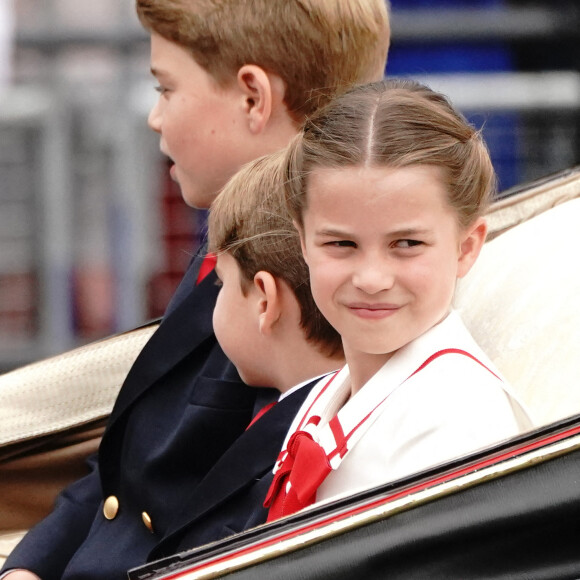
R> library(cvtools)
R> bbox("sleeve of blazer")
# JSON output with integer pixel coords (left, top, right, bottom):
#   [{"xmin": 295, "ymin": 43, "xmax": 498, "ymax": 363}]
[{"xmin": 1, "ymin": 455, "xmax": 103, "ymax": 580}]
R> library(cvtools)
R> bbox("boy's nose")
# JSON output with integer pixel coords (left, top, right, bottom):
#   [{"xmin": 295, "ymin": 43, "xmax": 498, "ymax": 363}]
[{"xmin": 148, "ymin": 101, "xmax": 162, "ymax": 133}]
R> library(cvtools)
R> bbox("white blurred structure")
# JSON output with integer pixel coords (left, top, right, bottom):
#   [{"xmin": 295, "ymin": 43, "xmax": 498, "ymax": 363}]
[
  {"xmin": 0, "ymin": 0, "xmax": 161, "ymax": 370},
  {"xmin": 0, "ymin": 0, "xmax": 13, "ymax": 89}
]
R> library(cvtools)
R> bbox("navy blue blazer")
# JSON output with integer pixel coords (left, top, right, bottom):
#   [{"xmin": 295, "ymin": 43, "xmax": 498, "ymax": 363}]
[
  {"xmin": 2, "ymin": 257, "xmax": 292, "ymax": 580},
  {"xmin": 149, "ymin": 378, "xmax": 317, "ymax": 561}
]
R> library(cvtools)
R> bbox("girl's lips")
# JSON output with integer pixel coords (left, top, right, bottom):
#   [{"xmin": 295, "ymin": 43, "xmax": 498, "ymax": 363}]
[{"xmin": 347, "ymin": 303, "xmax": 400, "ymax": 320}]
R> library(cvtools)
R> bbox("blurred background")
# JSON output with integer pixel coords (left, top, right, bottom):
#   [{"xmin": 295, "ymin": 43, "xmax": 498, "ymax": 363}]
[{"xmin": 0, "ymin": 0, "xmax": 578, "ymax": 369}]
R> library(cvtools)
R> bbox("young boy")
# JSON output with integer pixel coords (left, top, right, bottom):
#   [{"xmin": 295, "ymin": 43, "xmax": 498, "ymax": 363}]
[
  {"xmin": 209, "ymin": 151, "xmax": 344, "ymax": 395},
  {"xmin": 1, "ymin": 1, "xmax": 389, "ymax": 579},
  {"xmin": 143, "ymin": 150, "xmax": 345, "ymax": 556}
]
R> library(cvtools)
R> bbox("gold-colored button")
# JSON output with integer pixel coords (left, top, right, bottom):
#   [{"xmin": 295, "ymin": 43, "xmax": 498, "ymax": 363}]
[
  {"xmin": 142, "ymin": 511, "xmax": 154, "ymax": 533},
  {"xmin": 103, "ymin": 495, "xmax": 119, "ymax": 520}
]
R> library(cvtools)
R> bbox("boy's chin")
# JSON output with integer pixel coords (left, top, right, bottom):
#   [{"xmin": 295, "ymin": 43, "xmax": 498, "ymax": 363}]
[
  {"xmin": 177, "ymin": 175, "xmax": 224, "ymax": 209},
  {"xmin": 180, "ymin": 185, "xmax": 215, "ymax": 210}
]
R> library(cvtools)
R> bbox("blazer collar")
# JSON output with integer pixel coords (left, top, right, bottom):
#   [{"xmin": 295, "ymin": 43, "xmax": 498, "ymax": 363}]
[
  {"xmin": 160, "ymin": 379, "xmax": 318, "ymax": 543},
  {"xmin": 107, "ymin": 269, "xmax": 220, "ymax": 426}
]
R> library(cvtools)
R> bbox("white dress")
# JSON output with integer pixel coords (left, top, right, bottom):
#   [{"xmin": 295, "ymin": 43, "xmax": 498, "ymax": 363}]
[{"xmin": 272, "ymin": 310, "xmax": 533, "ymax": 507}]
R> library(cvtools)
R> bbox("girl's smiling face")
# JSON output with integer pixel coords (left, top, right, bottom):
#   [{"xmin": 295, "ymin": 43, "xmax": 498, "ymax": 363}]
[{"xmin": 299, "ymin": 164, "xmax": 486, "ymax": 388}]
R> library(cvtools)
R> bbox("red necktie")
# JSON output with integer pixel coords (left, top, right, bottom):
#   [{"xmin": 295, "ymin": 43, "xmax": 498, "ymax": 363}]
[
  {"xmin": 196, "ymin": 252, "xmax": 217, "ymax": 285},
  {"xmin": 264, "ymin": 421, "xmax": 332, "ymax": 521}
]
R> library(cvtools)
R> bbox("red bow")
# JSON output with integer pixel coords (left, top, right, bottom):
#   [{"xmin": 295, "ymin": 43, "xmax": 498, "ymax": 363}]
[{"xmin": 264, "ymin": 428, "xmax": 332, "ymax": 521}]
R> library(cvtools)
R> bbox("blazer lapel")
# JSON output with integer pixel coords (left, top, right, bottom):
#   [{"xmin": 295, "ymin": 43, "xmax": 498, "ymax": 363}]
[
  {"xmin": 160, "ymin": 380, "xmax": 317, "ymax": 543},
  {"xmin": 107, "ymin": 269, "xmax": 220, "ymax": 426},
  {"xmin": 163, "ymin": 251, "xmax": 205, "ymax": 316}
]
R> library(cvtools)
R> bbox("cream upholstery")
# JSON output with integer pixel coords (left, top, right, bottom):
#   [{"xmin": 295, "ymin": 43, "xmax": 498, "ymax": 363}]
[
  {"xmin": 0, "ymin": 323, "xmax": 157, "ymax": 447},
  {"xmin": 456, "ymin": 170, "xmax": 580, "ymax": 426},
  {"xmin": 0, "ymin": 531, "xmax": 26, "ymax": 567},
  {"xmin": 485, "ymin": 168, "xmax": 580, "ymax": 241}
]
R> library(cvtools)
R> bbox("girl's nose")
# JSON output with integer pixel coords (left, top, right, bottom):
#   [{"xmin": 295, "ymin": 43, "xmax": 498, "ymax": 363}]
[{"xmin": 352, "ymin": 256, "xmax": 395, "ymax": 295}]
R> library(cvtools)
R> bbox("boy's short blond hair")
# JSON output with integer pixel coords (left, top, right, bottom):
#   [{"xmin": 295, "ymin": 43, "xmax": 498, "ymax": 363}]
[
  {"xmin": 136, "ymin": 0, "xmax": 390, "ymax": 120},
  {"xmin": 208, "ymin": 150, "xmax": 342, "ymax": 358}
]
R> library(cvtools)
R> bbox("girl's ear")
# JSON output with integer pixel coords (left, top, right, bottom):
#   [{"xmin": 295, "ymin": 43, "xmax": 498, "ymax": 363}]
[
  {"xmin": 457, "ymin": 217, "xmax": 487, "ymax": 278},
  {"xmin": 253, "ymin": 271, "xmax": 282, "ymax": 334},
  {"xmin": 237, "ymin": 65, "xmax": 284, "ymax": 135}
]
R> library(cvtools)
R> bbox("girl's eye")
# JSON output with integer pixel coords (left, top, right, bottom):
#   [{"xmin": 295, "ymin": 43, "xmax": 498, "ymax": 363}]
[
  {"xmin": 214, "ymin": 278, "xmax": 223, "ymax": 288},
  {"xmin": 395, "ymin": 239, "xmax": 423, "ymax": 249},
  {"xmin": 326, "ymin": 240, "xmax": 357, "ymax": 248},
  {"xmin": 154, "ymin": 85, "xmax": 167, "ymax": 95}
]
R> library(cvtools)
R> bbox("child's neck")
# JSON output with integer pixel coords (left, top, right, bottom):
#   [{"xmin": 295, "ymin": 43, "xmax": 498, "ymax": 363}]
[
  {"xmin": 274, "ymin": 345, "xmax": 344, "ymax": 394},
  {"xmin": 345, "ymin": 351, "xmax": 393, "ymax": 396}
]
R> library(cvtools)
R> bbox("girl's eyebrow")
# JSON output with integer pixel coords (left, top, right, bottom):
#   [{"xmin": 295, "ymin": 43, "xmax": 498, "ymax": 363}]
[
  {"xmin": 316, "ymin": 227, "xmax": 432, "ymax": 238},
  {"xmin": 315, "ymin": 228, "xmax": 352, "ymax": 238},
  {"xmin": 389, "ymin": 227, "xmax": 431, "ymax": 237}
]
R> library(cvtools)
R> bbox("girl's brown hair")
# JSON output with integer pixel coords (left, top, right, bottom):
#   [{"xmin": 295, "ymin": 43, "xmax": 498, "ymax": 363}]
[{"xmin": 286, "ymin": 79, "xmax": 496, "ymax": 229}]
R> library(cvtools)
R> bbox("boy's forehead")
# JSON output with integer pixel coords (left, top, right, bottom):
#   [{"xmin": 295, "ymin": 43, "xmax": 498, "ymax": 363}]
[
  {"xmin": 149, "ymin": 31, "xmax": 231, "ymax": 89},
  {"xmin": 149, "ymin": 33, "xmax": 194, "ymax": 73}
]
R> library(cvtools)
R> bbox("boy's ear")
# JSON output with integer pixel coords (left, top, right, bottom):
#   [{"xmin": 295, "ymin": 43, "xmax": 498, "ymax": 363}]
[
  {"xmin": 457, "ymin": 217, "xmax": 487, "ymax": 278},
  {"xmin": 237, "ymin": 65, "xmax": 284, "ymax": 134},
  {"xmin": 253, "ymin": 271, "xmax": 282, "ymax": 334}
]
